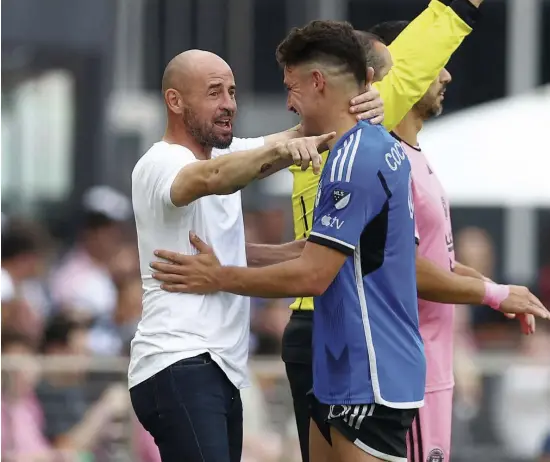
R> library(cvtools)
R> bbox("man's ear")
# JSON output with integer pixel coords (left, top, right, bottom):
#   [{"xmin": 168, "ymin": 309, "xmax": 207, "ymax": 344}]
[
  {"xmin": 312, "ymin": 70, "xmax": 326, "ymax": 91},
  {"xmin": 366, "ymin": 67, "xmax": 375, "ymax": 86},
  {"xmin": 165, "ymin": 89, "xmax": 183, "ymax": 115}
]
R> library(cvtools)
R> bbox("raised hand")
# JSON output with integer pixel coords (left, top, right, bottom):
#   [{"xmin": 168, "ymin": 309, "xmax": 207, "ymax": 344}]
[{"xmin": 278, "ymin": 132, "xmax": 336, "ymax": 174}]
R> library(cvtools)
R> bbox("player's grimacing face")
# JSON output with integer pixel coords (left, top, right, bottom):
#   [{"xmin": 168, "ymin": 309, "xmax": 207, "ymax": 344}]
[
  {"xmin": 416, "ymin": 68, "xmax": 452, "ymax": 119},
  {"xmin": 284, "ymin": 66, "xmax": 322, "ymax": 136}
]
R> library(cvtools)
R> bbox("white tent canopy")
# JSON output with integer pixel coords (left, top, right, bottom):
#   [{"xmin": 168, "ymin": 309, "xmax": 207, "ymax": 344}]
[{"xmin": 420, "ymin": 84, "xmax": 550, "ymax": 207}]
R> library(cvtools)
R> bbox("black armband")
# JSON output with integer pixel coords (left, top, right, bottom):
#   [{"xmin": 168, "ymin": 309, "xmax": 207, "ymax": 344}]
[{"xmin": 450, "ymin": 0, "xmax": 480, "ymax": 28}]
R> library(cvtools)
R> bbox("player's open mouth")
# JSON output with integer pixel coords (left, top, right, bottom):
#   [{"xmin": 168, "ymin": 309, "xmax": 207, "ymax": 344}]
[{"xmin": 214, "ymin": 119, "xmax": 232, "ymax": 132}]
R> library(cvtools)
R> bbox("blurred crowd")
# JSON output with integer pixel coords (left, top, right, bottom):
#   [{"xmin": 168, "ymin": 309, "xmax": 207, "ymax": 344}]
[
  {"xmin": 1, "ymin": 185, "xmax": 549, "ymax": 462},
  {"xmin": 0, "ymin": 185, "xmax": 297, "ymax": 462}
]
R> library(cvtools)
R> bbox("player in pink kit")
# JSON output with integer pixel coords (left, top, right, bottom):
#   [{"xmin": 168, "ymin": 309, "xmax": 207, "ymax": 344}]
[
  {"xmin": 395, "ymin": 81, "xmax": 457, "ymax": 461},
  {"xmin": 370, "ymin": 20, "xmax": 550, "ymax": 462}
]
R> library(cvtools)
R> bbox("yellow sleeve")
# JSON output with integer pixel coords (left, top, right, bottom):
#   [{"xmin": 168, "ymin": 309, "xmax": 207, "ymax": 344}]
[
  {"xmin": 390, "ymin": 0, "xmax": 446, "ymax": 46},
  {"xmin": 375, "ymin": 0, "xmax": 474, "ymax": 132}
]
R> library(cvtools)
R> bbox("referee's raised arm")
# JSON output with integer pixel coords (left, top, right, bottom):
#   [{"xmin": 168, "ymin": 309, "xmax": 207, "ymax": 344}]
[{"xmin": 367, "ymin": 0, "xmax": 482, "ymax": 131}]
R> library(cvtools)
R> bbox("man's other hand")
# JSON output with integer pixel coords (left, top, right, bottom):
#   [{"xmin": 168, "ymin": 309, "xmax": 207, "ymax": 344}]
[
  {"xmin": 349, "ymin": 68, "xmax": 384, "ymax": 124},
  {"xmin": 499, "ymin": 286, "xmax": 549, "ymax": 334},
  {"xmin": 151, "ymin": 233, "xmax": 221, "ymax": 294}
]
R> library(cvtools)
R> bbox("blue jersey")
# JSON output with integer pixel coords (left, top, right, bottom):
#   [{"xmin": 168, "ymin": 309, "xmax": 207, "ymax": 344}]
[{"xmin": 308, "ymin": 121, "xmax": 425, "ymax": 409}]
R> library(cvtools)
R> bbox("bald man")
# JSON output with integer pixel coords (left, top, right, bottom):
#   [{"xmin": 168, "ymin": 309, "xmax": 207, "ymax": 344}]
[{"xmin": 128, "ymin": 50, "xmax": 383, "ymax": 462}]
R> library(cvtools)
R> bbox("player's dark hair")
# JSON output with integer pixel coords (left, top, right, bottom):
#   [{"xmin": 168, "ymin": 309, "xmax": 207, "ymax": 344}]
[
  {"xmin": 369, "ymin": 20, "xmax": 410, "ymax": 46},
  {"xmin": 354, "ymin": 30, "xmax": 388, "ymax": 81},
  {"xmin": 276, "ymin": 20, "xmax": 367, "ymax": 86}
]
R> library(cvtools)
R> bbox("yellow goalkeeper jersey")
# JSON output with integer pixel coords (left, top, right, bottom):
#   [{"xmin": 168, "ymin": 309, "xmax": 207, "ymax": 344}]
[{"xmin": 290, "ymin": 0, "xmax": 475, "ymax": 310}]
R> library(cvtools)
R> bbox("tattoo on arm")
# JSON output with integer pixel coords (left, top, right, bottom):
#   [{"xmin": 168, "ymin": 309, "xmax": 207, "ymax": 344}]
[{"xmin": 260, "ymin": 163, "xmax": 272, "ymax": 174}]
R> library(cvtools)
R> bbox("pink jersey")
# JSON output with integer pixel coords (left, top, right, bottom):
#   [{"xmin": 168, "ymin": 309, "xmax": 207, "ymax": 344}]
[{"xmin": 401, "ymin": 139, "xmax": 456, "ymax": 392}]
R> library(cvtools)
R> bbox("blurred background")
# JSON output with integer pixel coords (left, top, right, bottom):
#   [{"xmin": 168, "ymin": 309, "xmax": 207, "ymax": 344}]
[{"xmin": 1, "ymin": 0, "xmax": 549, "ymax": 461}]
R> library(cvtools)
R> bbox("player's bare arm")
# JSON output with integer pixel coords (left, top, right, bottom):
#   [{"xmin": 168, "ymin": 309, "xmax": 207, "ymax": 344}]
[
  {"xmin": 150, "ymin": 233, "xmax": 346, "ymax": 298},
  {"xmin": 245, "ymin": 239, "xmax": 305, "ymax": 267},
  {"xmin": 170, "ymin": 132, "xmax": 335, "ymax": 206},
  {"xmin": 452, "ymin": 261, "xmax": 485, "ymax": 280},
  {"xmin": 417, "ymin": 255, "xmax": 549, "ymax": 321}
]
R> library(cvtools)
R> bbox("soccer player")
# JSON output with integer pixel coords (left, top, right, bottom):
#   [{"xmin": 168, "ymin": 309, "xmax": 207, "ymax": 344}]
[
  {"xmin": 283, "ymin": 2, "xmax": 483, "ymax": 460},
  {"xmin": 370, "ymin": 20, "xmax": 549, "ymax": 462},
  {"xmin": 151, "ymin": 20, "xmax": 425, "ymax": 462}
]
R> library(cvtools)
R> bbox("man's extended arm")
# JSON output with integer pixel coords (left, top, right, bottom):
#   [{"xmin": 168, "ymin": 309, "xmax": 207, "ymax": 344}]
[
  {"xmin": 170, "ymin": 133, "xmax": 332, "ymax": 206},
  {"xmin": 151, "ymin": 237, "xmax": 346, "ymax": 298},
  {"xmin": 417, "ymin": 255, "xmax": 486, "ymax": 304},
  {"xmin": 217, "ymin": 242, "xmax": 346, "ymax": 298},
  {"xmin": 246, "ymin": 240, "xmax": 305, "ymax": 267},
  {"xmin": 375, "ymin": 0, "xmax": 480, "ymax": 131},
  {"xmin": 453, "ymin": 261, "xmax": 486, "ymax": 280}
]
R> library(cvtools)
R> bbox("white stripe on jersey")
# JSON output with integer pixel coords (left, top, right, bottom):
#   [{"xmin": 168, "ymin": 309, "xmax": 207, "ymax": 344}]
[
  {"xmin": 330, "ymin": 147, "xmax": 343, "ymax": 183},
  {"xmin": 329, "ymin": 129, "xmax": 363, "ymax": 183},
  {"xmin": 345, "ymin": 128, "xmax": 362, "ymax": 182},
  {"xmin": 330, "ymin": 136, "xmax": 352, "ymax": 182},
  {"xmin": 336, "ymin": 133, "xmax": 355, "ymax": 181}
]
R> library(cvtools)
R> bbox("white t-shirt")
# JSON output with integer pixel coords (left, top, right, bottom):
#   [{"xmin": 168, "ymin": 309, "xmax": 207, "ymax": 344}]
[{"xmin": 128, "ymin": 137, "xmax": 265, "ymax": 390}]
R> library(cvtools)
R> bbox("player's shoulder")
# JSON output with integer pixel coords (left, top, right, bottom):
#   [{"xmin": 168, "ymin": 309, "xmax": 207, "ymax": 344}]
[{"xmin": 132, "ymin": 142, "xmax": 194, "ymax": 179}]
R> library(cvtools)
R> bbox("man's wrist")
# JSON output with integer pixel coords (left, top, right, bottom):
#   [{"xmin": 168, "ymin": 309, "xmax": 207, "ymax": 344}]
[
  {"xmin": 273, "ymin": 141, "xmax": 289, "ymax": 162},
  {"xmin": 450, "ymin": 0, "xmax": 481, "ymax": 27},
  {"xmin": 482, "ymin": 282, "xmax": 510, "ymax": 310},
  {"xmin": 213, "ymin": 266, "xmax": 228, "ymax": 292}
]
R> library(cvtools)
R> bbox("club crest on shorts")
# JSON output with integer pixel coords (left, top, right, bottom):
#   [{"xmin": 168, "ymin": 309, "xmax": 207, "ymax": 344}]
[
  {"xmin": 332, "ymin": 189, "xmax": 350, "ymax": 210},
  {"xmin": 426, "ymin": 448, "xmax": 445, "ymax": 462}
]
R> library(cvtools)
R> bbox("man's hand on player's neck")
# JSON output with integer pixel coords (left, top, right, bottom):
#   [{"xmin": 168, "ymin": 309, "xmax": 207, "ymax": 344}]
[{"xmin": 349, "ymin": 68, "xmax": 384, "ymax": 125}]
